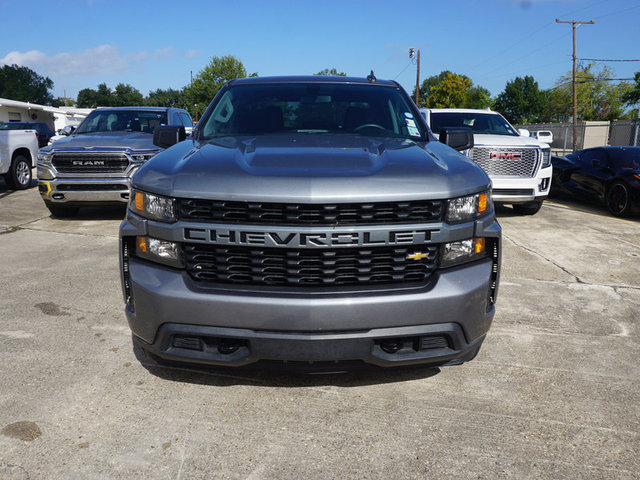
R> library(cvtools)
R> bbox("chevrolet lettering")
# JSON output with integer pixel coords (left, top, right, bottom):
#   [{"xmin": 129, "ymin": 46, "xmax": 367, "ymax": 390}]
[
  {"xmin": 120, "ymin": 75, "xmax": 501, "ymax": 370},
  {"xmin": 183, "ymin": 228, "xmax": 435, "ymax": 248}
]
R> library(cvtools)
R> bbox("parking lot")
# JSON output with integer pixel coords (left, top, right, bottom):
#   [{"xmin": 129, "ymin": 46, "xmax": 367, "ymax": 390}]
[{"xmin": 1, "ymin": 179, "xmax": 639, "ymax": 480}]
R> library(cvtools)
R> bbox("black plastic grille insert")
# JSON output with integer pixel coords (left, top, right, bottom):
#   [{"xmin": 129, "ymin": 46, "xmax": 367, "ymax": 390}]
[
  {"xmin": 178, "ymin": 199, "xmax": 443, "ymax": 225},
  {"xmin": 184, "ymin": 244, "xmax": 439, "ymax": 287},
  {"xmin": 52, "ymin": 154, "xmax": 129, "ymax": 173}
]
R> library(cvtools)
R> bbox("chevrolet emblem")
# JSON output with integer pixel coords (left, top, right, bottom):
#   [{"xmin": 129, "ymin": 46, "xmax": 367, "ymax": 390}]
[{"xmin": 406, "ymin": 252, "xmax": 429, "ymax": 261}]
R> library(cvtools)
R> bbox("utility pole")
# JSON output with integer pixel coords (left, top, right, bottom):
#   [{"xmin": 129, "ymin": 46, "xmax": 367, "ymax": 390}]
[
  {"xmin": 415, "ymin": 49, "xmax": 421, "ymax": 106},
  {"xmin": 556, "ymin": 18, "xmax": 594, "ymax": 151},
  {"xmin": 410, "ymin": 48, "xmax": 421, "ymax": 106}
]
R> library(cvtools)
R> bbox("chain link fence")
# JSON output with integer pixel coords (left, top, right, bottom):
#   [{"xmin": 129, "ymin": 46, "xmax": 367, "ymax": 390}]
[{"xmin": 516, "ymin": 120, "xmax": 640, "ymax": 156}]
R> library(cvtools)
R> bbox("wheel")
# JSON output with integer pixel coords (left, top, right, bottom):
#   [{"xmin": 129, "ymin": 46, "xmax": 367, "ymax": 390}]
[
  {"xmin": 45, "ymin": 202, "xmax": 79, "ymax": 218},
  {"xmin": 6, "ymin": 155, "xmax": 32, "ymax": 190},
  {"xmin": 512, "ymin": 201, "xmax": 543, "ymax": 215},
  {"xmin": 606, "ymin": 182, "xmax": 631, "ymax": 217}
]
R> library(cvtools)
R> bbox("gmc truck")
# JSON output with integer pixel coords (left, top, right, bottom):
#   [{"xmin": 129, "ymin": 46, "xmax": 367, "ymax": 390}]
[
  {"xmin": 0, "ymin": 127, "xmax": 39, "ymax": 190},
  {"xmin": 421, "ymin": 108, "xmax": 552, "ymax": 215},
  {"xmin": 120, "ymin": 76, "xmax": 501, "ymax": 369},
  {"xmin": 36, "ymin": 107, "xmax": 193, "ymax": 217}
]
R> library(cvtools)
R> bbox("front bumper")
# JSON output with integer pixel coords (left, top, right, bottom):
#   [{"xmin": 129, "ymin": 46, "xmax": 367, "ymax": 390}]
[
  {"xmin": 123, "ymin": 248, "xmax": 498, "ymax": 368},
  {"xmin": 37, "ymin": 164, "xmax": 131, "ymax": 204},
  {"xmin": 491, "ymin": 164, "xmax": 552, "ymax": 204},
  {"xmin": 136, "ymin": 322, "xmax": 486, "ymax": 368}
]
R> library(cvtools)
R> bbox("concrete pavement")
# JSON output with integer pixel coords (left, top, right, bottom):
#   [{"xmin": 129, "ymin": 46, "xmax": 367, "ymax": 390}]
[{"xmin": 1, "ymin": 180, "xmax": 638, "ymax": 479}]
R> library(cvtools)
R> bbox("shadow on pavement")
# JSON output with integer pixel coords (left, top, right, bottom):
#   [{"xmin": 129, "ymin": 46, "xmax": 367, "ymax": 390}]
[
  {"xmin": 49, "ymin": 205, "xmax": 128, "ymax": 221},
  {"xmin": 0, "ymin": 176, "xmax": 38, "ymax": 199}
]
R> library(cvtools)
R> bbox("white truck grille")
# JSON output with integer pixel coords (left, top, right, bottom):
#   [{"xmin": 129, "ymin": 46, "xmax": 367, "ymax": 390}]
[{"xmin": 471, "ymin": 147, "xmax": 539, "ymax": 177}]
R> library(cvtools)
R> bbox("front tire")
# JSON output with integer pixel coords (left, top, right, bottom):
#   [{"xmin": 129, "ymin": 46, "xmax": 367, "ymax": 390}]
[
  {"xmin": 6, "ymin": 155, "xmax": 32, "ymax": 190},
  {"xmin": 512, "ymin": 201, "xmax": 543, "ymax": 215},
  {"xmin": 606, "ymin": 182, "xmax": 631, "ymax": 217}
]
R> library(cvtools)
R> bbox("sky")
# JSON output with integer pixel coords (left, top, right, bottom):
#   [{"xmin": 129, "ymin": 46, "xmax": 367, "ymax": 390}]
[{"xmin": 1, "ymin": 0, "xmax": 639, "ymax": 102}]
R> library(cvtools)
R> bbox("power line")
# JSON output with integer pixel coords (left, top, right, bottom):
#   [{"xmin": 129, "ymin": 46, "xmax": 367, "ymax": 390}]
[
  {"xmin": 473, "ymin": 31, "xmax": 571, "ymax": 81},
  {"xmin": 468, "ymin": 0, "xmax": 608, "ymax": 72},
  {"xmin": 557, "ymin": 0, "xmax": 608, "ymax": 18},
  {"xmin": 579, "ymin": 58, "xmax": 640, "ymax": 62},
  {"xmin": 592, "ymin": 3, "xmax": 640, "ymax": 21},
  {"xmin": 393, "ymin": 59, "xmax": 413, "ymax": 80}
]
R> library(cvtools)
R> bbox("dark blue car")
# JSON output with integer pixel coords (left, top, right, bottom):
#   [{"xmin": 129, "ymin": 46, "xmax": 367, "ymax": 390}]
[{"xmin": 551, "ymin": 146, "xmax": 640, "ymax": 217}]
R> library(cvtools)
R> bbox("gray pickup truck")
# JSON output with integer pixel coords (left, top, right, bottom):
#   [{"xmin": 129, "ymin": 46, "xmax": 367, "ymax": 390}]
[
  {"xmin": 37, "ymin": 106, "xmax": 193, "ymax": 217},
  {"xmin": 120, "ymin": 75, "xmax": 501, "ymax": 369}
]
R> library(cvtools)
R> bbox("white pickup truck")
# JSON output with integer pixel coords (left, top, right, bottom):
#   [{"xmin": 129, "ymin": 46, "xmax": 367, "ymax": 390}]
[
  {"xmin": 0, "ymin": 127, "xmax": 39, "ymax": 190},
  {"xmin": 421, "ymin": 108, "xmax": 552, "ymax": 215}
]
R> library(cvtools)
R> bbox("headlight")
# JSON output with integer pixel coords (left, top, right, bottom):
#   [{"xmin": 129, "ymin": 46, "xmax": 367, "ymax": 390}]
[
  {"xmin": 136, "ymin": 236, "xmax": 183, "ymax": 268},
  {"xmin": 541, "ymin": 148, "xmax": 551, "ymax": 168},
  {"xmin": 37, "ymin": 151, "xmax": 53, "ymax": 164},
  {"xmin": 446, "ymin": 190, "xmax": 492, "ymax": 223},
  {"xmin": 441, "ymin": 238, "xmax": 487, "ymax": 268},
  {"xmin": 130, "ymin": 151, "xmax": 160, "ymax": 164},
  {"xmin": 130, "ymin": 189, "xmax": 176, "ymax": 222}
]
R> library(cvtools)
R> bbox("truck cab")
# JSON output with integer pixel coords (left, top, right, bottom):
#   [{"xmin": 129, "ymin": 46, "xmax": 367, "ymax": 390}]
[{"xmin": 421, "ymin": 108, "xmax": 552, "ymax": 215}]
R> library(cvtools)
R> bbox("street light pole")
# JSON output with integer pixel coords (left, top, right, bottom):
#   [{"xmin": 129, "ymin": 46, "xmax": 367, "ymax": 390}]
[
  {"xmin": 415, "ymin": 49, "xmax": 421, "ymax": 107},
  {"xmin": 409, "ymin": 48, "xmax": 421, "ymax": 106}
]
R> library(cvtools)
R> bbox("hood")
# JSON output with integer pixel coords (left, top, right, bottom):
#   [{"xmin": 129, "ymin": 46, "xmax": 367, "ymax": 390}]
[
  {"xmin": 49, "ymin": 131, "xmax": 157, "ymax": 151},
  {"xmin": 473, "ymin": 133, "xmax": 549, "ymax": 149},
  {"xmin": 132, "ymin": 134, "xmax": 491, "ymax": 203}
]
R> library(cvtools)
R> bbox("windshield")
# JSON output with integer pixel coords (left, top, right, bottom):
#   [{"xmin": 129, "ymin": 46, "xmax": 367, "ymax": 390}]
[
  {"xmin": 430, "ymin": 112, "xmax": 519, "ymax": 136},
  {"xmin": 199, "ymin": 83, "xmax": 425, "ymax": 141},
  {"xmin": 76, "ymin": 110, "xmax": 168, "ymax": 134}
]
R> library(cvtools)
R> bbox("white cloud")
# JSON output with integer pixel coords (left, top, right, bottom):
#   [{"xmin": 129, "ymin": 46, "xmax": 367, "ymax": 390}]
[
  {"xmin": 0, "ymin": 45, "xmax": 148, "ymax": 76},
  {"xmin": 185, "ymin": 49, "xmax": 198, "ymax": 59},
  {"xmin": 154, "ymin": 46, "xmax": 174, "ymax": 58}
]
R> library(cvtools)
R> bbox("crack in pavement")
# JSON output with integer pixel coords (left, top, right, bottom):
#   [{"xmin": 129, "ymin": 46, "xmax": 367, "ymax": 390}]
[
  {"xmin": 0, "ymin": 215, "xmax": 51, "ymax": 235},
  {"xmin": 2, "ymin": 223, "xmax": 119, "ymax": 239},
  {"xmin": 504, "ymin": 233, "xmax": 584, "ymax": 283},
  {"xmin": 503, "ymin": 233, "xmax": 640, "ymax": 292}
]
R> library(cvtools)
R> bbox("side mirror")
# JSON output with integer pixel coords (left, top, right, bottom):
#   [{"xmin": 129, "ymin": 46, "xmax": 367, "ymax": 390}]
[
  {"xmin": 518, "ymin": 128, "xmax": 530, "ymax": 137},
  {"xmin": 153, "ymin": 125, "xmax": 186, "ymax": 149},
  {"xmin": 439, "ymin": 127, "xmax": 474, "ymax": 151}
]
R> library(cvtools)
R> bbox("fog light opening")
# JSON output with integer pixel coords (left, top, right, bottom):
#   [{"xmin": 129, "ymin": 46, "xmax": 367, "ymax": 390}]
[
  {"xmin": 380, "ymin": 339, "xmax": 404, "ymax": 354},
  {"xmin": 218, "ymin": 339, "xmax": 243, "ymax": 355},
  {"xmin": 52, "ymin": 193, "xmax": 65, "ymax": 200}
]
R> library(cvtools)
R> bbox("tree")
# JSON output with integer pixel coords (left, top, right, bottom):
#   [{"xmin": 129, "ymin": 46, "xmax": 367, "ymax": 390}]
[
  {"xmin": 493, "ymin": 76, "xmax": 548, "ymax": 124},
  {"xmin": 184, "ymin": 55, "xmax": 255, "ymax": 118},
  {"xmin": 76, "ymin": 83, "xmax": 143, "ymax": 107},
  {"xmin": 412, "ymin": 71, "xmax": 490, "ymax": 109},
  {"xmin": 0, "ymin": 64, "xmax": 54, "ymax": 105},
  {"xmin": 428, "ymin": 73, "xmax": 472, "ymax": 108},
  {"xmin": 622, "ymin": 71, "xmax": 640, "ymax": 106},
  {"xmin": 146, "ymin": 88, "xmax": 186, "ymax": 108},
  {"xmin": 314, "ymin": 68, "xmax": 346, "ymax": 76},
  {"xmin": 113, "ymin": 83, "xmax": 144, "ymax": 106},
  {"xmin": 466, "ymin": 86, "xmax": 492, "ymax": 109},
  {"xmin": 546, "ymin": 64, "xmax": 631, "ymax": 122},
  {"xmin": 412, "ymin": 71, "xmax": 453, "ymax": 106}
]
